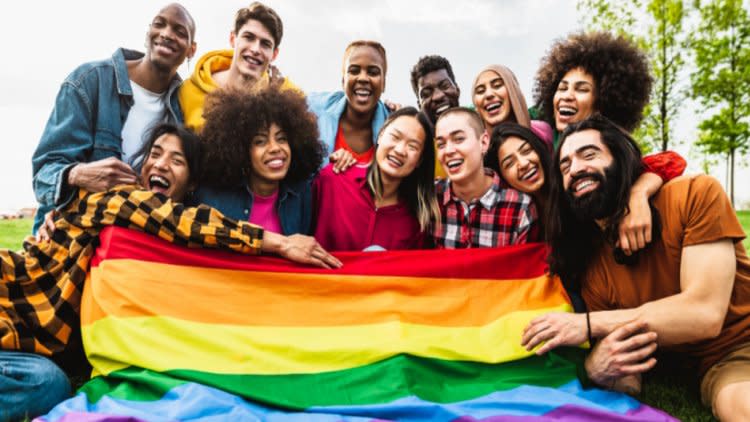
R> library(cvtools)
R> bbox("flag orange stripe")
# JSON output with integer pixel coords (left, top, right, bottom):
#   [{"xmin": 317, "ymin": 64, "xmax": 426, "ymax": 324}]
[{"xmin": 83, "ymin": 259, "xmax": 568, "ymax": 327}]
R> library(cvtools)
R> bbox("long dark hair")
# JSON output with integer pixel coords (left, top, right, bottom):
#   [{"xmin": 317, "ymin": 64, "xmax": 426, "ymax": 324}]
[
  {"xmin": 546, "ymin": 114, "xmax": 659, "ymax": 291},
  {"xmin": 131, "ymin": 122, "xmax": 203, "ymax": 187},
  {"xmin": 485, "ymin": 122, "xmax": 552, "ymax": 201},
  {"xmin": 367, "ymin": 107, "xmax": 439, "ymax": 231}
]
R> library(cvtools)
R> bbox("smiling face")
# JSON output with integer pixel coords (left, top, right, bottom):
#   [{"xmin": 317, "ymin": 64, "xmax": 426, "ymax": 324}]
[
  {"xmin": 558, "ymin": 129, "xmax": 614, "ymax": 201},
  {"xmin": 553, "ymin": 67, "xmax": 596, "ymax": 132},
  {"xmin": 435, "ymin": 112, "xmax": 489, "ymax": 185},
  {"xmin": 497, "ymin": 136, "xmax": 545, "ymax": 195},
  {"xmin": 375, "ymin": 115, "xmax": 426, "ymax": 183},
  {"xmin": 140, "ymin": 133, "xmax": 192, "ymax": 202},
  {"xmin": 145, "ymin": 4, "xmax": 196, "ymax": 73},
  {"xmin": 230, "ymin": 18, "xmax": 279, "ymax": 83},
  {"xmin": 342, "ymin": 46, "xmax": 386, "ymax": 116},
  {"xmin": 473, "ymin": 70, "xmax": 512, "ymax": 129},
  {"xmin": 417, "ymin": 69, "xmax": 461, "ymax": 123},
  {"xmin": 248, "ymin": 122, "xmax": 291, "ymax": 192}
]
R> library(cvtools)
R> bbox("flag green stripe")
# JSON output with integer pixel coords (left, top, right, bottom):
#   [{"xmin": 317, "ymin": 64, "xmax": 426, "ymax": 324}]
[{"xmin": 83, "ymin": 348, "xmax": 585, "ymax": 409}]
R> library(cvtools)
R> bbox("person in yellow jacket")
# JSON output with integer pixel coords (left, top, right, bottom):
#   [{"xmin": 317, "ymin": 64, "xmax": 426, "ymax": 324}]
[{"xmin": 179, "ymin": 2, "xmax": 298, "ymax": 132}]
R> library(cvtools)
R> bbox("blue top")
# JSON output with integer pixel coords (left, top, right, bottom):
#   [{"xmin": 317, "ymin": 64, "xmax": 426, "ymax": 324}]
[
  {"xmin": 31, "ymin": 48, "xmax": 184, "ymax": 231},
  {"xmin": 305, "ymin": 91, "xmax": 389, "ymax": 158},
  {"xmin": 193, "ymin": 179, "xmax": 314, "ymax": 236}
]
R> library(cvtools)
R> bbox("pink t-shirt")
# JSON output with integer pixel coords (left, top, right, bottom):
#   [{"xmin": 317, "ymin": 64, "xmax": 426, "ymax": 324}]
[
  {"xmin": 248, "ymin": 190, "xmax": 283, "ymax": 234},
  {"xmin": 313, "ymin": 164, "xmax": 423, "ymax": 251}
]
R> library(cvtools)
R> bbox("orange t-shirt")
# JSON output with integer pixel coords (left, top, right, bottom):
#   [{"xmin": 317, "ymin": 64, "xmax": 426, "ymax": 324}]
[
  {"xmin": 582, "ymin": 175, "xmax": 750, "ymax": 375},
  {"xmin": 334, "ymin": 125, "xmax": 374, "ymax": 164}
]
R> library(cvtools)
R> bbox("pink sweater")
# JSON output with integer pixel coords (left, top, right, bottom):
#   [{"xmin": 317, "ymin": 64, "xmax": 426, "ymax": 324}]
[{"xmin": 313, "ymin": 164, "xmax": 423, "ymax": 251}]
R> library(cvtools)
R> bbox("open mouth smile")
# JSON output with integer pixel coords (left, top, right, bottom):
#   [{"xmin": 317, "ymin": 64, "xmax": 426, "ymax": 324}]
[
  {"xmin": 520, "ymin": 167, "xmax": 538, "ymax": 181},
  {"xmin": 571, "ymin": 178, "xmax": 599, "ymax": 196},
  {"xmin": 264, "ymin": 157, "xmax": 287, "ymax": 170},
  {"xmin": 484, "ymin": 100, "xmax": 504, "ymax": 114},
  {"xmin": 557, "ymin": 106, "xmax": 578, "ymax": 117},
  {"xmin": 445, "ymin": 158, "xmax": 464, "ymax": 173},
  {"xmin": 435, "ymin": 103, "xmax": 451, "ymax": 116},
  {"xmin": 148, "ymin": 174, "xmax": 171, "ymax": 192},
  {"xmin": 354, "ymin": 88, "xmax": 372, "ymax": 101}
]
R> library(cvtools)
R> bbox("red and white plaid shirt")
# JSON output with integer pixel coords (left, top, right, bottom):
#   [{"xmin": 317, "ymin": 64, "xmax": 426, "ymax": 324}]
[{"xmin": 431, "ymin": 169, "xmax": 539, "ymax": 249}]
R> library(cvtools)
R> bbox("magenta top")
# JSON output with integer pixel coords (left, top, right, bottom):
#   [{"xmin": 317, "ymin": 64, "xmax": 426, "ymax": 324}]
[
  {"xmin": 313, "ymin": 164, "xmax": 423, "ymax": 252},
  {"xmin": 248, "ymin": 190, "xmax": 283, "ymax": 234}
]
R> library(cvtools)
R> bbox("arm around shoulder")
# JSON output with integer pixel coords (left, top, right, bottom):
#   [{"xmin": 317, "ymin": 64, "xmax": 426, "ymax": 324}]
[{"xmin": 64, "ymin": 187, "xmax": 265, "ymax": 254}]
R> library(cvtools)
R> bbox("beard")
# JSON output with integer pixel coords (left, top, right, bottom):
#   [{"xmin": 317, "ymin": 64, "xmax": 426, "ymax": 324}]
[{"xmin": 565, "ymin": 163, "xmax": 621, "ymax": 222}]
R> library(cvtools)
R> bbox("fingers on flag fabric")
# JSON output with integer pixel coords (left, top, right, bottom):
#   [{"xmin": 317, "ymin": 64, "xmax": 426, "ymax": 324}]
[{"xmin": 39, "ymin": 227, "xmax": 676, "ymax": 422}]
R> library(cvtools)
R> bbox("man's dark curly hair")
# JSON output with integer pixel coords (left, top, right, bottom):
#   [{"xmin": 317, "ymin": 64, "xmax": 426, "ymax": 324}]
[
  {"xmin": 533, "ymin": 31, "xmax": 653, "ymax": 133},
  {"xmin": 409, "ymin": 55, "xmax": 457, "ymax": 100},
  {"xmin": 200, "ymin": 86, "xmax": 324, "ymax": 188}
]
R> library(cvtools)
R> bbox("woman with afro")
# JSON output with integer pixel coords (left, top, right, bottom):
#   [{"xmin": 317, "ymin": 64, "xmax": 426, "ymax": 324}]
[
  {"xmin": 196, "ymin": 85, "xmax": 325, "ymax": 237},
  {"xmin": 533, "ymin": 31, "xmax": 687, "ymax": 256}
]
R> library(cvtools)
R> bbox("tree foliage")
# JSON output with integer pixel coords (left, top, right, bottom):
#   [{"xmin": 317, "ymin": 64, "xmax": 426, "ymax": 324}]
[
  {"xmin": 690, "ymin": 0, "xmax": 750, "ymax": 205},
  {"xmin": 577, "ymin": 0, "xmax": 688, "ymax": 153}
]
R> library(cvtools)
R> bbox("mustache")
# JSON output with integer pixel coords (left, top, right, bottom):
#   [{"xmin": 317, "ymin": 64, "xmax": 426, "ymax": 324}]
[{"xmin": 566, "ymin": 171, "xmax": 605, "ymax": 194}]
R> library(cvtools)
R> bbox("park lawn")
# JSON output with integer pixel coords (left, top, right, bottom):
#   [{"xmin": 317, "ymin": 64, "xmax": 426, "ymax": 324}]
[
  {"xmin": 2, "ymin": 212, "xmax": 750, "ymax": 421},
  {"xmin": 738, "ymin": 210, "xmax": 750, "ymax": 252},
  {"xmin": 0, "ymin": 218, "xmax": 32, "ymax": 250}
]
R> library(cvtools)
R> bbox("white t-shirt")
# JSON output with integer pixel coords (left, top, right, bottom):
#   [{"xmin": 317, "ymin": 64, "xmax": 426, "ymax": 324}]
[{"xmin": 121, "ymin": 81, "xmax": 168, "ymax": 164}]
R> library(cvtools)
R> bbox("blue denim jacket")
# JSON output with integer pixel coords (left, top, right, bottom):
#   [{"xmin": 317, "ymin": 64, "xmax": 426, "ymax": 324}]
[
  {"xmin": 193, "ymin": 179, "xmax": 314, "ymax": 236},
  {"xmin": 31, "ymin": 48, "xmax": 183, "ymax": 231},
  {"xmin": 306, "ymin": 91, "xmax": 389, "ymax": 158}
]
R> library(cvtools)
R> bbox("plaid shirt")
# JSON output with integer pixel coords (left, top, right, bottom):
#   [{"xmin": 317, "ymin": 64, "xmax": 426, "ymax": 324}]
[
  {"xmin": 432, "ymin": 169, "xmax": 540, "ymax": 249},
  {"xmin": 0, "ymin": 185, "xmax": 264, "ymax": 357}
]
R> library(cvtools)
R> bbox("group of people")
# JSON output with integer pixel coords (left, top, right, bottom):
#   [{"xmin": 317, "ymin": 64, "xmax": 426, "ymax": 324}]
[{"xmin": 1, "ymin": 2, "xmax": 748, "ymax": 421}]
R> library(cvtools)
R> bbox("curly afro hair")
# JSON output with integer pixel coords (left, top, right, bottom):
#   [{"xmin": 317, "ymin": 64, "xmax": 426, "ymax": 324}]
[
  {"xmin": 200, "ymin": 86, "xmax": 324, "ymax": 188},
  {"xmin": 533, "ymin": 31, "xmax": 653, "ymax": 133},
  {"xmin": 410, "ymin": 55, "xmax": 456, "ymax": 100}
]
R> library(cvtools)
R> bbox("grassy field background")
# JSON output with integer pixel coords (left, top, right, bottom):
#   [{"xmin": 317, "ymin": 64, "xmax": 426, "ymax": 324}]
[{"xmin": 1, "ymin": 211, "xmax": 749, "ymax": 421}]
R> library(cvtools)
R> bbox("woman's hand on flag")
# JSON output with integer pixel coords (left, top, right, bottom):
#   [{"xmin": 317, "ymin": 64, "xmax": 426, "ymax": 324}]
[{"xmin": 263, "ymin": 231, "xmax": 343, "ymax": 269}]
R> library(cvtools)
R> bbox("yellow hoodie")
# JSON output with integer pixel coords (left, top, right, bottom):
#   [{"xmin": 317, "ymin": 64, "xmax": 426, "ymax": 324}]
[{"xmin": 178, "ymin": 49, "xmax": 300, "ymax": 132}]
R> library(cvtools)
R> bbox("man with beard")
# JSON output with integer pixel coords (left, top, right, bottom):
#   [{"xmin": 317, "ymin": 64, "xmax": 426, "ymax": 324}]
[
  {"xmin": 521, "ymin": 115, "xmax": 750, "ymax": 421},
  {"xmin": 32, "ymin": 4, "xmax": 197, "ymax": 233}
]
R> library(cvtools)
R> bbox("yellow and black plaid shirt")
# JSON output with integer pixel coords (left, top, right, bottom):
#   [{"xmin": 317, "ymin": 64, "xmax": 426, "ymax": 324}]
[{"xmin": 0, "ymin": 185, "xmax": 264, "ymax": 357}]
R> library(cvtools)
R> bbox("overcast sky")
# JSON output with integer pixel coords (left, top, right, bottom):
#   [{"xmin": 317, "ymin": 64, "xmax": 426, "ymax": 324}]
[{"xmin": 0, "ymin": 0, "xmax": 747, "ymax": 210}]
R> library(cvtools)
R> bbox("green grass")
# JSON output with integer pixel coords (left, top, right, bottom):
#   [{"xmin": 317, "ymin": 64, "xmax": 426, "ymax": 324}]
[
  {"xmin": 2, "ymin": 213, "xmax": 750, "ymax": 420},
  {"xmin": 738, "ymin": 210, "xmax": 750, "ymax": 252},
  {"xmin": 0, "ymin": 218, "xmax": 32, "ymax": 250}
]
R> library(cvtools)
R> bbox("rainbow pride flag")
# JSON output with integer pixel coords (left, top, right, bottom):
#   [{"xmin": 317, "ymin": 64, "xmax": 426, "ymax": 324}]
[{"xmin": 40, "ymin": 227, "xmax": 675, "ymax": 421}]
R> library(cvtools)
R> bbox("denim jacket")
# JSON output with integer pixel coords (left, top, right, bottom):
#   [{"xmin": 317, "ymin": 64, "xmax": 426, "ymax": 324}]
[
  {"xmin": 306, "ymin": 91, "xmax": 389, "ymax": 158},
  {"xmin": 193, "ymin": 179, "xmax": 314, "ymax": 236},
  {"xmin": 31, "ymin": 48, "xmax": 183, "ymax": 231}
]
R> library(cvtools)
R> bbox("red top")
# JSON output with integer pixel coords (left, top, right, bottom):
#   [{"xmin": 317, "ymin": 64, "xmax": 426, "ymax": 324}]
[
  {"xmin": 642, "ymin": 150, "xmax": 687, "ymax": 182},
  {"xmin": 334, "ymin": 125, "xmax": 374, "ymax": 164},
  {"xmin": 313, "ymin": 164, "xmax": 423, "ymax": 252}
]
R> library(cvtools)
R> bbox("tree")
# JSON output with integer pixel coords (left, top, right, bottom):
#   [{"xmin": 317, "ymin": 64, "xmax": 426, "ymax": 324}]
[
  {"xmin": 690, "ymin": 0, "xmax": 750, "ymax": 206},
  {"xmin": 577, "ymin": 0, "xmax": 689, "ymax": 153},
  {"xmin": 644, "ymin": 0, "xmax": 687, "ymax": 152}
]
